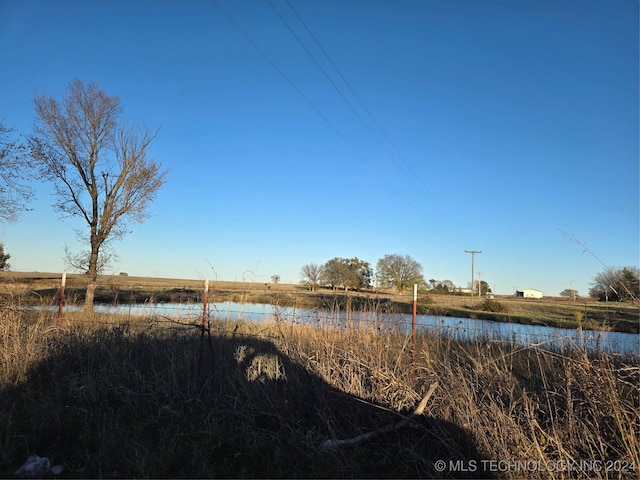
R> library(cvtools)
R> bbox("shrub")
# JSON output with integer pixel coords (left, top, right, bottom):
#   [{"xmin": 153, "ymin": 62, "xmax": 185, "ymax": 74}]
[{"xmin": 478, "ymin": 298, "xmax": 507, "ymax": 313}]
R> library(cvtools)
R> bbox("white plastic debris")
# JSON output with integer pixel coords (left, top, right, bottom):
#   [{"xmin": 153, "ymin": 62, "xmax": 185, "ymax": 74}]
[{"xmin": 14, "ymin": 455, "xmax": 64, "ymax": 478}]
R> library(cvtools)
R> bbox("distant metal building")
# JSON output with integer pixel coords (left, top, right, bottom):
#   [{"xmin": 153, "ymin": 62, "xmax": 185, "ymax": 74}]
[{"xmin": 515, "ymin": 288, "xmax": 543, "ymax": 299}]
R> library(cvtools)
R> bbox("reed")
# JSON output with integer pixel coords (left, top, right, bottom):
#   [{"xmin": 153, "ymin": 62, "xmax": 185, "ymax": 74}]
[{"xmin": 1, "ymin": 298, "xmax": 637, "ymax": 478}]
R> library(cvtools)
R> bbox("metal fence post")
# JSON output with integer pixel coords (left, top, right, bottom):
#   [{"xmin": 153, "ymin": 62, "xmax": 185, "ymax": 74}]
[
  {"xmin": 412, "ymin": 284, "xmax": 417, "ymax": 364},
  {"xmin": 57, "ymin": 272, "xmax": 66, "ymax": 327}
]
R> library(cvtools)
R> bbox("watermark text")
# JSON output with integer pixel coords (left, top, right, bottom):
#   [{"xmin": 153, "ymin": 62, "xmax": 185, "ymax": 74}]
[{"xmin": 433, "ymin": 459, "xmax": 637, "ymax": 475}]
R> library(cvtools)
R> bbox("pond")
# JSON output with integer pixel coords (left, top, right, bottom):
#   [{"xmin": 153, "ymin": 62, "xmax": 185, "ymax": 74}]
[{"xmin": 57, "ymin": 301, "xmax": 639, "ymax": 356}]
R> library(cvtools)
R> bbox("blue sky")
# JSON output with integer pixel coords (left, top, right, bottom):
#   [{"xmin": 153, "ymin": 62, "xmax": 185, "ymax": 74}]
[{"xmin": 0, "ymin": 0, "xmax": 638, "ymax": 296}]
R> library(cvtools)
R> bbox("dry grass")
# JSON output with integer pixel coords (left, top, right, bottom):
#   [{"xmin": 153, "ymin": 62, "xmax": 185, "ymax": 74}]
[
  {"xmin": 0, "ymin": 296, "xmax": 638, "ymax": 478},
  {"xmin": 2, "ymin": 271, "xmax": 638, "ymax": 333},
  {"xmin": 277, "ymin": 321, "xmax": 639, "ymax": 476},
  {"xmin": 2, "ymin": 271, "xmax": 638, "ymax": 334}
]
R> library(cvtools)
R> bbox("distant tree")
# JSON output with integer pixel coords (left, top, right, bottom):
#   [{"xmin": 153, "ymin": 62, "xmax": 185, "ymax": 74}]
[
  {"xmin": 376, "ymin": 254, "xmax": 425, "ymax": 293},
  {"xmin": 619, "ymin": 267, "xmax": 640, "ymax": 301},
  {"xmin": 0, "ymin": 243, "xmax": 10, "ymax": 271},
  {"xmin": 589, "ymin": 266, "xmax": 639, "ymax": 303},
  {"xmin": 441, "ymin": 279, "xmax": 456, "ymax": 292},
  {"xmin": 428, "ymin": 279, "xmax": 456, "ymax": 293},
  {"xmin": 29, "ymin": 79, "xmax": 167, "ymax": 311},
  {"xmin": 321, "ymin": 258, "xmax": 346, "ymax": 290},
  {"xmin": 590, "ymin": 268, "xmax": 614, "ymax": 301},
  {"xmin": 434, "ymin": 283, "xmax": 450, "ymax": 294},
  {"xmin": 478, "ymin": 280, "xmax": 491, "ymax": 296},
  {"xmin": 300, "ymin": 263, "xmax": 324, "ymax": 291},
  {"xmin": 321, "ymin": 257, "xmax": 372, "ymax": 291},
  {"xmin": 119, "ymin": 272, "xmax": 128, "ymax": 276},
  {"xmin": 0, "ymin": 122, "xmax": 34, "ymax": 222},
  {"xmin": 559, "ymin": 288, "xmax": 579, "ymax": 299},
  {"xmin": 271, "ymin": 274, "xmax": 281, "ymax": 284},
  {"xmin": 345, "ymin": 257, "xmax": 372, "ymax": 290}
]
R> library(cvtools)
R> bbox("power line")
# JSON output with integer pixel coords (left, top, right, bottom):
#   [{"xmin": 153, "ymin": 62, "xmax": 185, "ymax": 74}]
[
  {"xmin": 285, "ymin": 0, "xmax": 433, "ymax": 190},
  {"xmin": 270, "ymin": 0, "xmax": 410, "ymax": 179},
  {"xmin": 283, "ymin": 0, "xmax": 474, "ymax": 243},
  {"xmin": 211, "ymin": 0, "xmax": 383, "ymax": 177},
  {"xmin": 212, "ymin": 1, "xmax": 474, "ymax": 249}
]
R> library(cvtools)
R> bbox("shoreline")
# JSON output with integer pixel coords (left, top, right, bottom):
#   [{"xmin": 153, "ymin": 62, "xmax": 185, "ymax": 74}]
[{"xmin": 2, "ymin": 272, "xmax": 638, "ymax": 334}]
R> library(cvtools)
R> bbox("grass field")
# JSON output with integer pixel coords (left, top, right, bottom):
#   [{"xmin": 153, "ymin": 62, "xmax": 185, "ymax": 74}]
[
  {"xmin": 1, "ymin": 272, "xmax": 638, "ymax": 333},
  {"xmin": 1, "ymin": 301, "xmax": 638, "ymax": 478}
]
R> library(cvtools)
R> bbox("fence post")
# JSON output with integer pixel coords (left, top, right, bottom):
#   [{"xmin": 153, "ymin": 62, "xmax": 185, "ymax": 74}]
[
  {"xmin": 202, "ymin": 278, "xmax": 209, "ymax": 327},
  {"xmin": 198, "ymin": 279, "xmax": 209, "ymax": 372},
  {"xmin": 412, "ymin": 284, "xmax": 417, "ymax": 364},
  {"xmin": 57, "ymin": 272, "xmax": 66, "ymax": 327}
]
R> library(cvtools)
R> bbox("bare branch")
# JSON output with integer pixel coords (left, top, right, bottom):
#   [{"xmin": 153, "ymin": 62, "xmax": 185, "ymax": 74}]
[
  {"xmin": 0, "ymin": 122, "xmax": 34, "ymax": 222},
  {"xmin": 300, "ymin": 263, "xmax": 325, "ymax": 291},
  {"xmin": 63, "ymin": 244, "xmax": 117, "ymax": 275},
  {"xmin": 320, "ymin": 382, "xmax": 439, "ymax": 450}
]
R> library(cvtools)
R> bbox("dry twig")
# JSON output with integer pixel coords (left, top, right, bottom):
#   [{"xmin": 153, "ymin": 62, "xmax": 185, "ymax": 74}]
[{"xmin": 320, "ymin": 382, "xmax": 438, "ymax": 450}]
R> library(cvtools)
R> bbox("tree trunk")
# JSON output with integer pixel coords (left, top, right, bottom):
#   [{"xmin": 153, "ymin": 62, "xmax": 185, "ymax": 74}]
[
  {"xmin": 84, "ymin": 240, "xmax": 100, "ymax": 312},
  {"xmin": 84, "ymin": 281, "xmax": 96, "ymax": 312}
]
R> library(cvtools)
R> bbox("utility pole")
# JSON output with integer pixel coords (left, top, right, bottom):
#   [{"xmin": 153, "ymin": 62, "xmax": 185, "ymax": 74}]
[{"xmin": 465, "ymin": 250, "xmax": 482, "ymax": 301}]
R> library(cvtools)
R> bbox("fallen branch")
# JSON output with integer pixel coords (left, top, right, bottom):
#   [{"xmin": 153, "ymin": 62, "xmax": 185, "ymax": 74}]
[{"xmin": 320, "ymin": 382, "xmax": 438, "ymax": 450}]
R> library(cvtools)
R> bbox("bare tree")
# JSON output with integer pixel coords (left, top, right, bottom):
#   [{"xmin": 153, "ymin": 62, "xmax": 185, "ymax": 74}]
[
  {"xmin": 589, "ymin": 266, "xmax": 639, "ymax": 304},
  {"xmin": 0, "ymin": 122, "xmax": 34, "ymax": 222},
  {"xmin": 29, "ymin": 79, "xmax": 167, "ymax": 310},
  {"xmin": 300, "ymin": 262, "xmax": 325, "ymax": 291}
]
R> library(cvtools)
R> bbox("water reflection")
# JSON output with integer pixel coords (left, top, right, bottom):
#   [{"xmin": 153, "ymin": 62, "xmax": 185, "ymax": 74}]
[{"xmin": 57, "ymin": 301, "xmax": 638, "ymax": 356}]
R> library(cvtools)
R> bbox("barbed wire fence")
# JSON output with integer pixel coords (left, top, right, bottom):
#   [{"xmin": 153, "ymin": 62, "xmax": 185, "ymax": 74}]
[{"xmin": 16, "ymin": 275, "xmax": 639, "ymax": 360}]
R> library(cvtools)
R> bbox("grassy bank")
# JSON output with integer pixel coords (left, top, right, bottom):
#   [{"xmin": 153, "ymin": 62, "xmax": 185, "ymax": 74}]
[
  {"xmin": 2, "ymin": 272, "xmax": 639, "ymax": 332},
  {"xmin": 1, "ymin": 303, "xmax": 638, "ymax": 479},
  {"xmin": 417, "ymin": 298, "xmax": 640, "ymax": 334}
]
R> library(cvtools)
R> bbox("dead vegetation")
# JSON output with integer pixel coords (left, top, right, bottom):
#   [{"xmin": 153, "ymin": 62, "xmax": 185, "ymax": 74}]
[
  {"xmin": 2, "ymin": 272, "xmax": 637, "ymax": 333},
  {"xmin": 0, "ymin": 299, "xmax": 638, "ymax": 478}
]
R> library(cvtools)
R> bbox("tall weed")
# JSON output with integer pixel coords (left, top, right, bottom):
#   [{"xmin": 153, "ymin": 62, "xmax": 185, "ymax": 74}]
[{"xmin": 0, "ymin": 300, "xmax": 637, "ymax": 479}]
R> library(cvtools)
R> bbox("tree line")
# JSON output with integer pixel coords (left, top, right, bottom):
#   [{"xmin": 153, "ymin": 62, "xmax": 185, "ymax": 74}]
[
  {"xmin": 557, "ymin": 267, "xmax": 639, "ymax": 304},
  {"xmin": 300, "ymin": 254, "xmax": 428, "ymax": 293},
  {"xmin": 299, "ymin": 255, "xmax": 491, "ymax": 295},
  {"xmin": 588, "ymin": 266, "xmax": 639, "ymax": 303},
  {"xmin": 300, "ymin": 254, "xmax": 639, "ymax": 304}
]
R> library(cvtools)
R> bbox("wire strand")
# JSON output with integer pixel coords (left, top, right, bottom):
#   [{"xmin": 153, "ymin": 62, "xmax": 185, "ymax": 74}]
[{"xmin": 211, "ymin": 0, "xmax": 384, "ymax": 178}]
